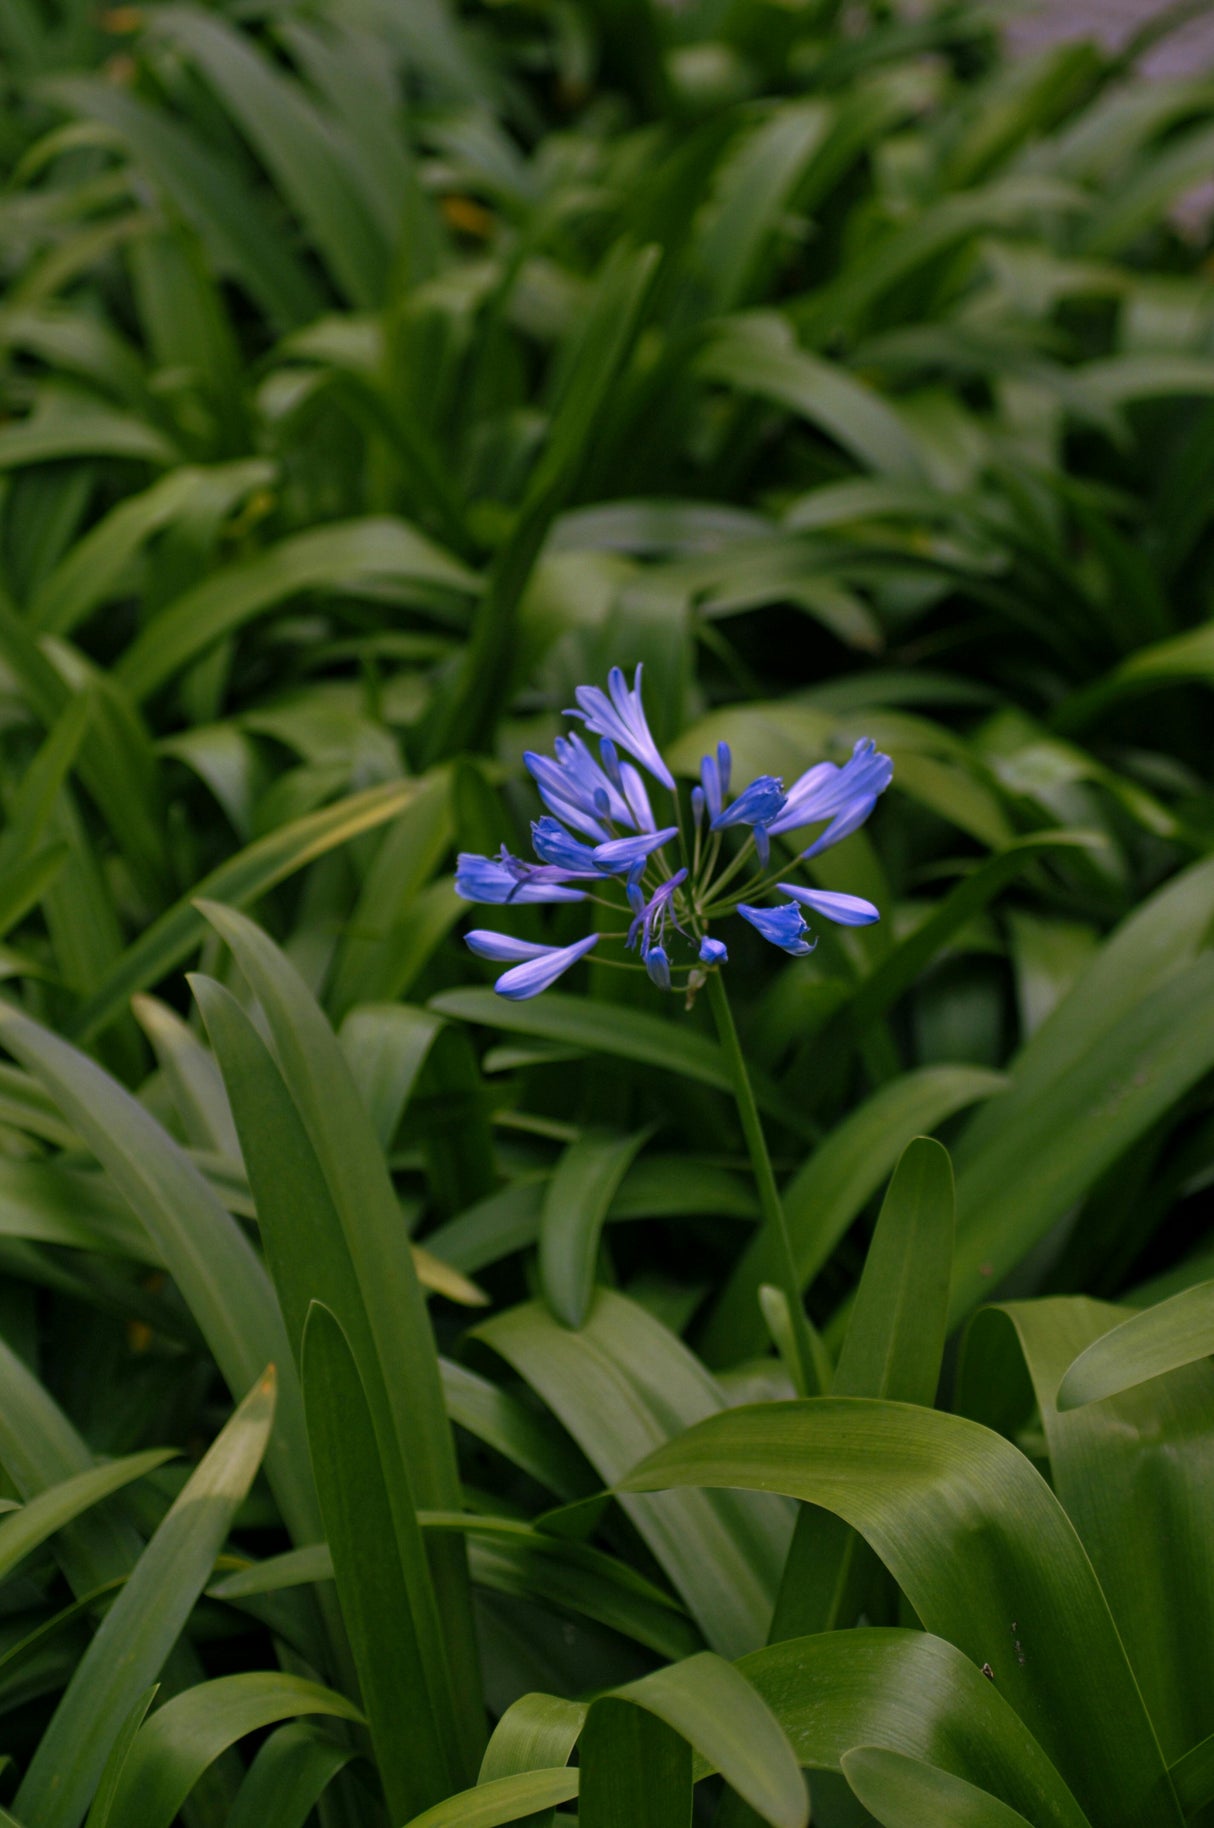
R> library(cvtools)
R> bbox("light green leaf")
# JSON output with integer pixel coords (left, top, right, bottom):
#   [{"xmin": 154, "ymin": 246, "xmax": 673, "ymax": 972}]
[
  {"xmin": 703, "ymin": 1066, "xmax": 1001, "ymax": 1365},
  {"xmin": 98, "ymin": 1672, "xmax": 363, "ymax": 1828},
  {"xmin": 0, "ymin": 1003, "xmax": 315, "ymax": 1543},
  {"xmin": 0, "ymin": 1450, "xmax": 175, "ymax": 1585},
  {"xmin": 115, "ymin": 518, "xmax": 476, "ymax": 702},
  {"xmin": 1057, "ymin": 1281, "xmax": 1214, "ymax": 1409},
  {"xmin": 71, "ymin": 779, "xmax": 424, "ymax": 1042},
  {"xmin": 841, "ymin": 1746, "xmax": 1034, "ymax": 1827},
  {"xmin": 14, "ymin": 1370, "xmax": 277, "ymax": 1828},
  {"xmin": 625, "ymin": 1399, "xmax": 1178, "ymax": 1828},
  {"xmin": 402, "ymin": 1769, "xmax": 579, "ymax": 1828},
  {"xmin": 541, "ymin": 1129, "xmax": 652, "ymax": 1328}
]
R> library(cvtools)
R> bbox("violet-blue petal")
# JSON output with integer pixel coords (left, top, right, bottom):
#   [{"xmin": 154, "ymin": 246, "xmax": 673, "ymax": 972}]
[
  {"xmin": 711, "ymin": 774, "xmax": 787, "ymax": 831},
  {"xmin": 494, "ymin": 933, "xmax": 599, "ymax": 1000},
  {"xmin": 465, "ymin": 931, "xmax": 553, "ymax": 962},
  {"xmin": 627, "ymin": 867, "xmax": 688, "ymax": 949},
  {"xmin": 778, "ymin": 884, "xmax": 881, "ymax": 926},
  {"xmin": 455, "ymin": 852, "xmax": 586, "ymax": 905},
  {"xmin": 594, "ymin": 825, "xmax": 678, "ymax": 872},
  {"xmin": 531, "ymin": 816, "xmax": 601, "ymax": 871},
  {"xmin": 768, "ymin": 738, "xmax": 892, "ymax": 837},
  {"xmin": 644, "ymin": 943, "xmax": 671, "ymax": 990},
  {"xmin": 700, "ymin": 751, "xmax": 724, "ymax": 822},
  {"xmin": 738, "ymin": 901, "xmax": 817, "ymax": 957},
  {"xmin": 570, "ymin": 664, "xmax": 676, "ymax": 791},
  {"xmin": 699, "ymin": 936, "xmax": 728, "ymax": 965},
  {"xmin": 799, "ymin": 794, "xmax": 877, "ymax": 860},
  {"xmin": 691, "ymin": 785, "xmax": 706, "ymax": 829},
  {"xmin": 525, "ymin": 736, "xmax": 628, "ymax": 840}
]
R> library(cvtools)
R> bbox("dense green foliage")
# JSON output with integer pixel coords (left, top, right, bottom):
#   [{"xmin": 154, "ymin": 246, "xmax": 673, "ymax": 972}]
[{"xmin": 1, "ymin": 0, "xmax": 1214, "ymax": 1823}]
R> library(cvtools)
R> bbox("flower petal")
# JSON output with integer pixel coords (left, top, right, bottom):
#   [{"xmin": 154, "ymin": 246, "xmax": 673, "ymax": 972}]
[
  {"xmin": 494, "ymin": 933, "xmax": 600, "ymax": 1000},
  {"xmin": 594, "ymin": 826, "xmax": 678, "ymax": 872},
  {"xmin": 778, "ymin": 884, "xmax": 881, "ymax": 926},
  {"xmin": 699, "ymin": 936, "xmax": 728, "ymax": 965},
  {"xmin": 711, "ymin": 774, "xmax": 787, "ymax": 832},
  {"xmin": 643, "ymin": 943, "xmax": 671, "ymax": 990},
  {"xmin": 531, "ymin": 817, "xmax": 601, "ymax": 871},
  {"xmin": 737, "ymin": 901, "xmax": 816, "ymax": 957},
  {"xmin": 465, "ymin": 931, "xmax": 554, "ymax": 962},
  {"xmin": 799, "ymin": 794, "xmax": 877, "ymax": 860},
  {"xmin": 569, "ymin": 664, "xmax": 676, "ymax": 791},
  {"xmin": 455, "ymin": 852, "xmax": 586, "ymax": 904}
]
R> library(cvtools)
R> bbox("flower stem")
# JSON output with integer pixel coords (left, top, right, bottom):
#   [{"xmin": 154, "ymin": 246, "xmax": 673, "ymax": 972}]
[{"xmin": 705, "ymin": 969, "xmax": 826, "ymax": 1397}]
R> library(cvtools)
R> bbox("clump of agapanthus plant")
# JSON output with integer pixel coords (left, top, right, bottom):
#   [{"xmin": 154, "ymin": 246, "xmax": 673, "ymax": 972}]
[{"xmin": 455, "ymin": 665, "xmax": 892, "ymax": 1002}]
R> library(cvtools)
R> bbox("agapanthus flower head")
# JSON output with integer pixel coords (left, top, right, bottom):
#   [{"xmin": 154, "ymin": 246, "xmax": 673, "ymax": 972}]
[{"xmin": 456, "ymin": 668, "xmax": 892, "ymax": 998}]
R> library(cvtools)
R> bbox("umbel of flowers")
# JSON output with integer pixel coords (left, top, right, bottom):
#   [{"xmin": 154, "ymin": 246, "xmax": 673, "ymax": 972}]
[{"xmin": 455, "ymin": 666, "xmax": 892, "ymax": 999}]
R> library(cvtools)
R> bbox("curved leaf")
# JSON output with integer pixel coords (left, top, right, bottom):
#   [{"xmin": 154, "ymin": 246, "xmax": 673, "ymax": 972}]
[
  {"xmin": 624, "ymin": 1398, "xmax": 1179, "ymax": 1828},
  {"xmin": 1056, "ymin": 1281, "xmax": 1214, "ymax": 1410}
]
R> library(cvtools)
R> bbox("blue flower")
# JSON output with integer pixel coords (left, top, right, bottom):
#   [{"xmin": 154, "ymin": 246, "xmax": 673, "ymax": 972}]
[
  {"xmin": 457, "ymin": 665, "xmax": 891, "ymax": 998},
  {"xmin": 643, "ymin": 944, "xmax": 671, "ymax": 990},
  {"xmin": 569, "ymin": 665, "xmax": 676, "ymax": 791},
  {"xmin": 768, "ymin": 738, "xmax": 892, "ymax": 838},
  {"xmin": 700, "ymin": 743, "xmax": 731, "ymax": 821},
  {"xmin": 594, "ymin": 826, "xmax": 678, "ymax": 871},
  {"xmin": 455, "ymin": 851, "xmax": 587, "ymax": 904},
  {"xmin": 627, "ymin": 869, "xmax": 688, "ymax": 953},
  {"xmin": 778, "ymin": 884, "xmax": 880, "ymax": 926},
  {"xmin": 491, "ymin": 933, "xmax": 601, "ymax": 1001},
  {"xmin": 738, "ymin": 901, "xmax": 817, "ymax": 957},
  {"xmin": 799, "ymin": 794, "xmax": 878, "ymax": 861},
  {"xmin": 524, "ymin": 735, "xmax": 626, "ymax": 841},
  {"xmin": 710, "ymin": 774, "xmax": 787, "ymax": 832},
  {"xmin": 530, "ymin": 817, "xmax": 603, "ymax": 873}
]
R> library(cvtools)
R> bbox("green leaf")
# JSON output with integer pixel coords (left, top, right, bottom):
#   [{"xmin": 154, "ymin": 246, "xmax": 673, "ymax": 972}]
[
  {"xmin": 97, "ymin": 1672, "xmax": 363, "ymax": 1828},
  {"xmin": 14, "ymin": 1369, "xmax": 277, "ymax": 1828},
  {"xmin": 951, "ymin": 953, "xmax": 1214, "ymax": 1324},
  {"xmin": 961, "ymin": 1298, "xmax": 1214, "ymax": 1766},
  {"xmin": 0, "ymin": 1003, "xmax": 316, "ymax": 1543},
  {"xmin": 1171, "ymin": 1732, "xmax": 1214, "ymax": 1819},
  {"xmin": 83, "ymin": 1688, "xmax": 159, "ymax": 1828},
  {"xmin": 476, "ymin": 1292, "xmax": 792, "ymax": 1660},
  {"xmin": 439, "ymin": 1357, "xmax": 592, "ymax": 1502},
  {"xmin": 698, "ymin": 321, "xmax": 928, "ymax": 481},
  {"xmin": 841, "ymin": 1746, "xmax": 1034, "ymax": 1827},
  {"xmin": 479, "ymin": 1693, "xmax": 586, "ymax": 1783},
  {"xmin": 703, "ymin": 1067, "xmax": 1001, "ymax": 1365},
  {"xmin": 26, "ymin": 462, "xmax": 274, "ymax": 637},
  {"xmin": 579, "ymin": 1700, "xmax": 690, "ymax": 1828},
  {"xmin": 41, "ymin": 78, "xmax": 324, "ymax": 329},
  {"xmin": 624, "ymin": 1399, "xmax": 1179, "ymax": 1828},
  {"xmin": 771, "ymin": 1138, "xmax": 954, "ymax": 1641},
  {"xmin": 115, "ymin": 518, "xmax": 476, "ymax": 703},
  {"xmin": 71, "ymin": 779, "xmax": 425, "ymax": 1042},
  {"xmin": 0, "ymin": 1450, "xmax": 175, "ymax": 1585},
  {"xmin": 401, "ymin": 1770, "xmax": 580, "ymax": 1828},
  {"xmin": 732, "ymin": 1630, "xmax": 1089, "ymax": 1828},
  {"xmin": 598, "ymin": 1654, "xmax": 808, "ymax": 1828},
  {"xmin": 540, "ymin": 1129, "xmax": 652, "ymax": 1328},
  {"xmin": 301, "ymin": 1300, "xmax": 463, "ymax": 1821},
  {"xmin": 1057, "ymin": 1281, "xmax": 1214, "ymax": 1409},
  {"xmin": 191, "ymin": 917, "xmax": 480, "ymax": 1775},
  {"xmin": 150, "ymin": 8, "xmax": 391, "ymax": 309},
  {"xmin": 224, "ymin": 1724, "xmax": 355, "ymax": 1828},
  {"xmin": 429, "ymin": 989, "xmax": 808, "ymax": 1134}
]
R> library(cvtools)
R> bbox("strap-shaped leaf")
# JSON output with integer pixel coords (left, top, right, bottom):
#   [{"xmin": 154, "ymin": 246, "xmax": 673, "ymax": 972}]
[
  {"xmin": 15, "ymin": 1370, "xmax": 277, "ymax": 1828},
  {"xmin": 624, "ymin": 1398, "xmax": 1179, "ymax": 1828}
]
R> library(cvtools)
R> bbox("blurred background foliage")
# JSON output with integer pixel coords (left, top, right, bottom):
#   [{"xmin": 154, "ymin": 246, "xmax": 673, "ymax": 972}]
[{"xmin": 1, "ymin": 0, "xmax": 1214, "ymax": 1823}]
